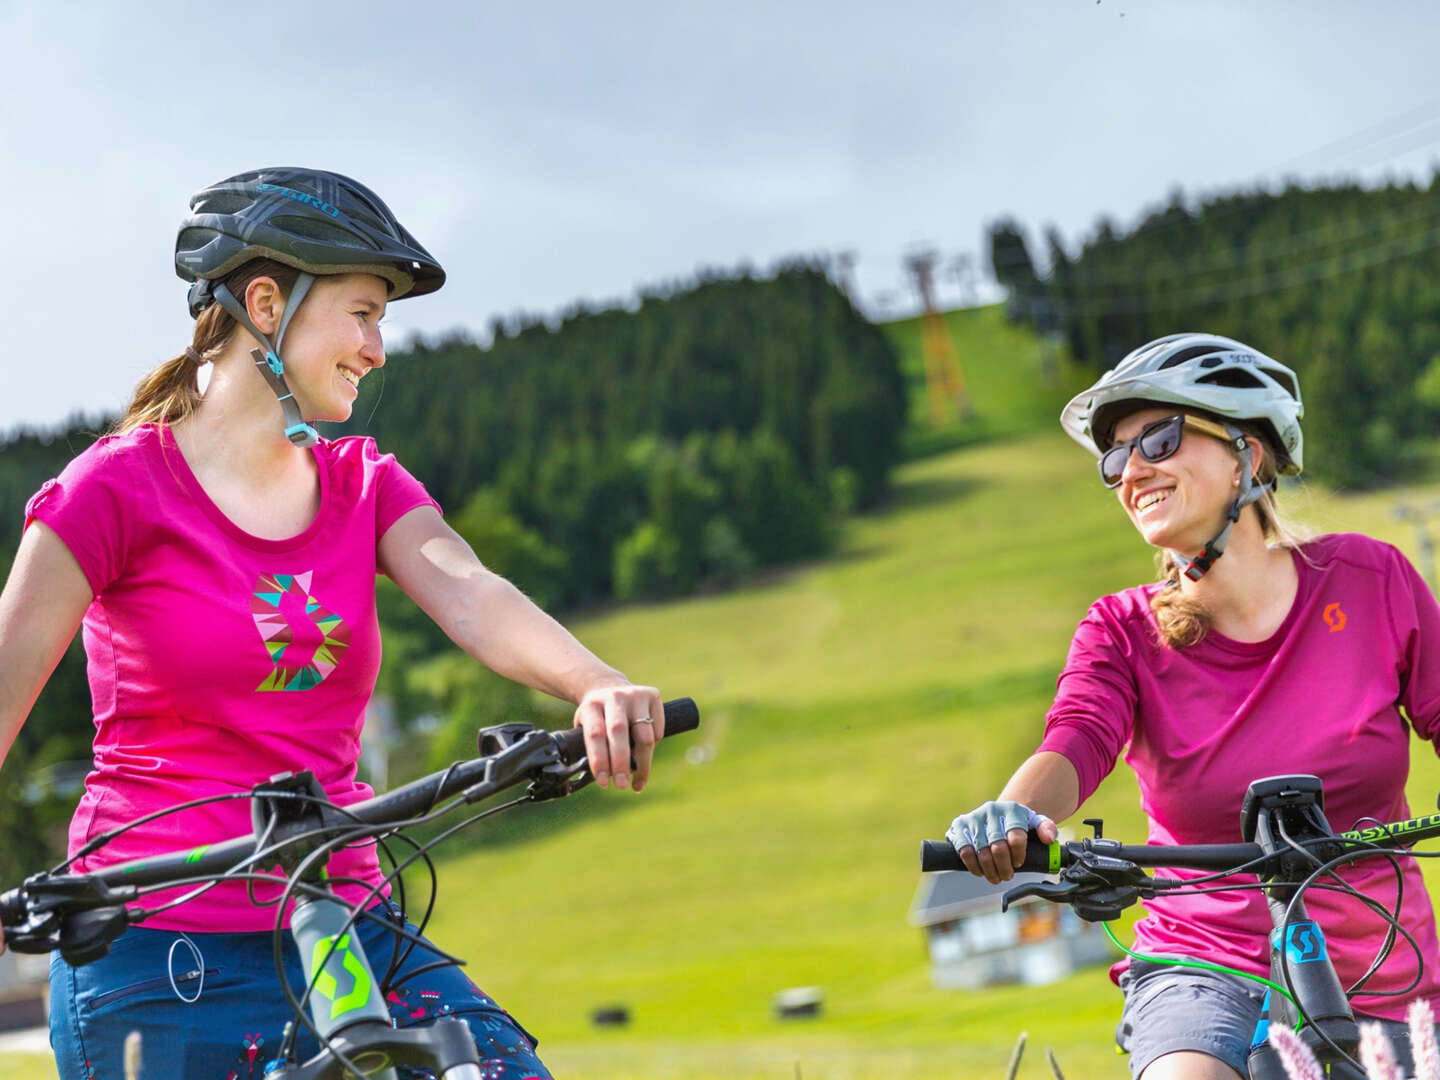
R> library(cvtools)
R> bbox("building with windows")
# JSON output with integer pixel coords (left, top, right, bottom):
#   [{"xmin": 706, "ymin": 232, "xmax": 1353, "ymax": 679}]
[{"xmin": 909, "ymin": 870, "xmax": 1114, "ymax": 989}]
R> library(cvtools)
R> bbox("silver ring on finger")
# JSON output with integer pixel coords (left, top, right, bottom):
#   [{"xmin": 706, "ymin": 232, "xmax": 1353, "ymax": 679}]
[{"xmin": 631, "ymin": 717, "xmax": 654, "ymax": 725}]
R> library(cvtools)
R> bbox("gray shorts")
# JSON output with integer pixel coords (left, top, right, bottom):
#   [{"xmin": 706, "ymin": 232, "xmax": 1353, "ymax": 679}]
[{"xmin": 1116, "ymin": 959, "xmax": 1423, "ymax": 1078}]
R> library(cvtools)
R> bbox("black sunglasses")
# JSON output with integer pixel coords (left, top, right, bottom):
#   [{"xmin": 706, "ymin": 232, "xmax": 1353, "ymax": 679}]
[{"xmin": 1098, "ymin": 414, "xmax": 1237, "ymax": 488}]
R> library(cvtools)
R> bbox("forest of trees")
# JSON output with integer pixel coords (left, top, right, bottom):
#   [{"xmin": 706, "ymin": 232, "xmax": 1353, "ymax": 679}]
[
  {"xmin": 333, "ymin": 262, "xmax": 906, "ymax": 607},
  {"xmin": 990, "ymin": 174, "xmax": 1440, "ymax": 487},
  {"xmin": 0, "ymin": 262, "xmax": 906, "ymax": 883}
]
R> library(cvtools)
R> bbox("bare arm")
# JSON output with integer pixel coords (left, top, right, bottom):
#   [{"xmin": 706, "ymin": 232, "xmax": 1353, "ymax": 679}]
[
  {"xmin": 377, "ymin": 506, "xmax": 664, "ymax": 790},
  {"xmin": 997, "ymin": 750, "xmax": 1081, "ymax": 822},
  {"xmin": 0, "ymin": 522, "xmax": 92, "ymax": 955},
  {"xmin": 0, "ymin": 523, "xmax": 93, "ymax": 770}
]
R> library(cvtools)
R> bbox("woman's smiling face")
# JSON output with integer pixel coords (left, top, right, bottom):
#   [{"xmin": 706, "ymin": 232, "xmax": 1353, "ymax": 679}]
[
  {"xmin": 1109, "ymin": 407, "xmax": 1243, "ymax": 553},
  {"xmin": 277, "ymin": 273, "xmax": 389, "ymax": 424}
]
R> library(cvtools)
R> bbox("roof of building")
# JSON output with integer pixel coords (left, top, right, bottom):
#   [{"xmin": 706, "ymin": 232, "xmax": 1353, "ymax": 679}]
[{"xmin": 908, "ymin": 870, "xmax": 1058, "ymax": 927}]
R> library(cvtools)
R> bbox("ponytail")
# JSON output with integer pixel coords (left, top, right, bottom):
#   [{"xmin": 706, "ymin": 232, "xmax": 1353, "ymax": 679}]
[{"xmin": 113, "ymin": 259, "xmax": 301, "ymax": 434}]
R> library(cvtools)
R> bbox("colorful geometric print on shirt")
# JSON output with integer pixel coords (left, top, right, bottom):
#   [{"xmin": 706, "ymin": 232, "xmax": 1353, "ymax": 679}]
[{"xmin": 251, "ymin": 571, "xmax": 351, "ymax": 691}]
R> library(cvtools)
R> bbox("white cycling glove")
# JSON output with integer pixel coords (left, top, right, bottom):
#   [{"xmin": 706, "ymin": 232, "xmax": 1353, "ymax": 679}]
[{"xmin": 946, "ymin": 800, "xmax": 1052, "ymax": 854}]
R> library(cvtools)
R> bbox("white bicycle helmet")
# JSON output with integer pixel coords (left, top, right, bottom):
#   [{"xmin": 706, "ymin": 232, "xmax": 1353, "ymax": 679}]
[
  {"xmin": 1060, "ymin": 333, "xmax": 1304, "ymax": 581},
  {"xmin": 1060, "ymin": 332, "xmax": 1304, "ymax": 473}
]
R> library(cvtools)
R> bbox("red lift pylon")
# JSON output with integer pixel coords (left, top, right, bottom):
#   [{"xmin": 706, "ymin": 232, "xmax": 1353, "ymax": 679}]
[{"xmin": 905, "ymin": 251, "xmax": 972, "ymax": 425}]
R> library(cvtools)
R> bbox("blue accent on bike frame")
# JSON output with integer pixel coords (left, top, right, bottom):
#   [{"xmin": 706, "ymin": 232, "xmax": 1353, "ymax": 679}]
[
  {"xmin": 265, "ymin": 351, "xmax": 285, "ymax": 376},
  {"xmin": 1270, "ymin": 921, "xmax": 1328, "ymax": 965},
  {"xmin": 1249, "ymin": 989, "xmax": 1272, "ymax": 1051}
]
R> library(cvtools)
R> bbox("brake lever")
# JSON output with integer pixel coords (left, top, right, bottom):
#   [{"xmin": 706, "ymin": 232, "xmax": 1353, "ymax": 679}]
[
  {"xmin": 523, "ymin": 740, "xmax": 649, "ymax": 802},
  {"xmin": 1001, "ymin": 850, "xmax": 1156, "ymax": 922},
  {"xmin": 1002, "ymin": 879, "xmax": 1082, "ymax": 911},
  {"xmin": 526, "ymin": 759, "xmax": 593, "ymax": 801},
  {"xmin": 3, "ymin": 874, "xmax": 139, "ymax": 965}
]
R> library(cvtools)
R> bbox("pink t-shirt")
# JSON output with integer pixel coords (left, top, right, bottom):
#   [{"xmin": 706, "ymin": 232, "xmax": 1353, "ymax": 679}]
[
  {"xmin": 1038, "ymin": 533, "xmax": 1440, "ymax": 1020},
  {"xmin": 24, "ymin": 424, "xmax": 439, "ymax": 932}
]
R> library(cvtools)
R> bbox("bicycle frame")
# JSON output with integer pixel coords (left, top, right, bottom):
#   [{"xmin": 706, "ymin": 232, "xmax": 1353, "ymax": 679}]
[{"xmin": 3, "ymin": 698, "xmax": 700, "ymax": 1080}]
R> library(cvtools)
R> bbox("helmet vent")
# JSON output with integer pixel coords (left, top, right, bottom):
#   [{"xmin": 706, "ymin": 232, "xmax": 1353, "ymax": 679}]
[
  {"xmin": 200, "ymin": 193, "xmax": 252, "ymax": 215},
  {"xmin": 273, "ymin": 214, "xmax": 363, "ymax": 246},
  {"xmin": 1158, "ymin": 345, "xmax": 1221, "ymax": 370},
  {"xmin": 1197, "ymin": 369, "xmax": 1265, "ymax": 390},
  {"xmin": 1263, "ymin": 368, "xmax": 1300, "ymax": 400}
]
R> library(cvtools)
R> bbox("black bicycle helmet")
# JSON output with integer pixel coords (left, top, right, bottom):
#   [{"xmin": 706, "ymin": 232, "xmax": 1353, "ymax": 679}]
[
  {"xmin": 173, "ymin": 168, "xmax": 445, "ymax": 447},
  {"xmin": 176, "ymin": 167, "xmax": 445, "ymax": 318}
]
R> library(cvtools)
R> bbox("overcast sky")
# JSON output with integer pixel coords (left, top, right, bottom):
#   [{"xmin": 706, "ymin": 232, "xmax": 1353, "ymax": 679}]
[{"xmin": 3, "ymin": 0, "xmax": 1440, "ymax": 434}]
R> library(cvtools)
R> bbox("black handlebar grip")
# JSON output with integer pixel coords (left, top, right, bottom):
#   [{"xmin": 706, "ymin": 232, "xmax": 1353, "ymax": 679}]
[
  {"xmin": 0, "ymin": 887, "xmax": 24, "ymax": 930},
  {"xmin": 920, "ymin": 831, "xmax": 1060, "ymax": 874},
  {"xmin": 920, "ymin": 840, "xmax": 963, "ymax": 872},
  {"xmin": 660, "ymin": 697, "xmax": 700, "ymax": 736},
  {"xmin": 553, "ymin": 697, "xmax": 701, "ymax": 765}
]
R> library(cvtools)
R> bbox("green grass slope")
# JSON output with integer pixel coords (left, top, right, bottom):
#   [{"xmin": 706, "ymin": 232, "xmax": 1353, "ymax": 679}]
[{"xmin": 8, "ymin": 308, "xmax": 1440, "ymax": 1079}]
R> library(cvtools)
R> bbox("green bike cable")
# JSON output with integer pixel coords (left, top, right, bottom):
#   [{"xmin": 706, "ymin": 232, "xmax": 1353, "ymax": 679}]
[{"xmin": 1101, "ymin": 922, "xmax": 1300, "ymax": 1013}]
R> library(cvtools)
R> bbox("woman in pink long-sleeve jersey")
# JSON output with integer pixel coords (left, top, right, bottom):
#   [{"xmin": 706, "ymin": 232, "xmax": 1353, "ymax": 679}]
[{"xmin": 946, "ymin": 333, "xmax": 1440, "ymax": 1079}]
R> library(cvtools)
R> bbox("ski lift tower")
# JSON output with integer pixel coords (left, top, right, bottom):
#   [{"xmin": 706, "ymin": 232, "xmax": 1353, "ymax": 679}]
[{"xmin": 906, "ymin": 250, "xmax": 972, "ymax": 425}]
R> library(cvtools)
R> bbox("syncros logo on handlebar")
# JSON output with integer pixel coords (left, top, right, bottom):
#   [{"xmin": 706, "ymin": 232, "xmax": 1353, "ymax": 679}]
[
  {"xmin": 1341, "ymin": 811, "xmax": 1440, "ymax": 845},
  {"xmin": 256, "ymin": 182, "xmax": 341, "ymax": 218}
]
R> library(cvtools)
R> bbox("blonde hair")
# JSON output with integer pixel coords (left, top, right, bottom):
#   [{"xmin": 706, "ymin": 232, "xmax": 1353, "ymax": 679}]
[
  {"xmin": 1149, "ymin": 421, "xmax": 1309, "ymax": 649},
  {"xmin": 114, "ymin": 259, "xmax": 300, "ymax": 434}
]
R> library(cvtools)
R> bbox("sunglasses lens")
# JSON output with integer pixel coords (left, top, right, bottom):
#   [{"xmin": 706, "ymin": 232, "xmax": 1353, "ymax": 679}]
[
  {"xmin": 1140, "ymin": 417, "xmax": 1183, "ymax": 461},
  {"xmin": 1099, "ymin": 447, "xmax": 1127, "ymax": 487},
  {"xmin": 1098, "ymin": 416, "xmax": 1185, "ymax": 488}
]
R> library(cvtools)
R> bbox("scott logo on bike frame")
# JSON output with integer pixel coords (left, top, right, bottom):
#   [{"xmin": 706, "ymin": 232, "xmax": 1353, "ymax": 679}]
[
  {"xmin": 1272, "ymin": 921, "xmax": 1328, "ymax": 965},
  {"xmin": 310, "ymin": 933, "xmax": 376, "ymax": 1021}
]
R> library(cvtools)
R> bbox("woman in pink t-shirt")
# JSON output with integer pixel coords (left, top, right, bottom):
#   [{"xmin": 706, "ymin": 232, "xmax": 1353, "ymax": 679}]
[
  {"xmin": 945, "ymin": 334, "xmax": 1440, "ymax": 1079},
  {"xmin": 0, "ymin": 169, "xmax": 664, "ymax": 1079}
]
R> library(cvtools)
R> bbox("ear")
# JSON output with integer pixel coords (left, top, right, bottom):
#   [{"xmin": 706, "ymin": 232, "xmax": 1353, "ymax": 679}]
[
  {"xmin": 243, "ymin": 277, "xmax": 285, "ymax": 336},
  {"xmin": 1245, "ymin": 435, "xmax": 1266, "ymax": 481}
]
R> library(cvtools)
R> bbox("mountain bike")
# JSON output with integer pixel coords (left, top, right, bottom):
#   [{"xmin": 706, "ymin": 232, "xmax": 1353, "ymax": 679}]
[
  {"xmin": 921, "ymin": 774, "xmax": 1440, "ymax": 1079},
  {"xmin": 1, "ymin": 697, "xmax": 700, "ymax": 1080}
]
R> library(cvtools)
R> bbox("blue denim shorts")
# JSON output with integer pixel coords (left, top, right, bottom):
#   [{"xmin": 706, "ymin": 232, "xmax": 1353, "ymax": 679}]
[
  {"xmin": 48, "ymin": 898, "xmax": 551, "ymax": 1080},
  {"xmin": 1117, "ymin": 958, "xmax": 1423, "ymax": 1078}
]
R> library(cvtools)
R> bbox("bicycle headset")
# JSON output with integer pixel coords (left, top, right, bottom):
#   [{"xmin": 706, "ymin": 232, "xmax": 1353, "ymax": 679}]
[
  {"xmin": 174, "ymin": 167, "xmax": 446, "ymax": 447},
  {"xmin": 1059, "ymin": 332, "xmax": 1305, "ymax": 581}
]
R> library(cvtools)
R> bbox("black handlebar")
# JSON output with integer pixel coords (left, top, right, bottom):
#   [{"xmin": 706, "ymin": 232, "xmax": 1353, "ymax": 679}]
[
  {"xmin": 920, "ymin": 831, "xmax": 1268, "ymax": 875},
  {"xmin": 1, "ymin": 697, "xmax": 702, "ymax": 939}
]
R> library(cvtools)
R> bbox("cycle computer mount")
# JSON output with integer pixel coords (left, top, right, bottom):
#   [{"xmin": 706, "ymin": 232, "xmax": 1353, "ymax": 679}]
[{"xmin": 1240, "ymin": 774, "xmax": 1329, "ymax": 845}]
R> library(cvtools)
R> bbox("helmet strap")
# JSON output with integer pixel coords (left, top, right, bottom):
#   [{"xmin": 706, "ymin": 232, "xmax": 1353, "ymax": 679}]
[
  {"xmin": 211, "ymin": 274, "xmax": 319, "ymax": 447},
  {"xmin": 1169, "ymin": 425, "xmax": 1264, "ymax": 583}
]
